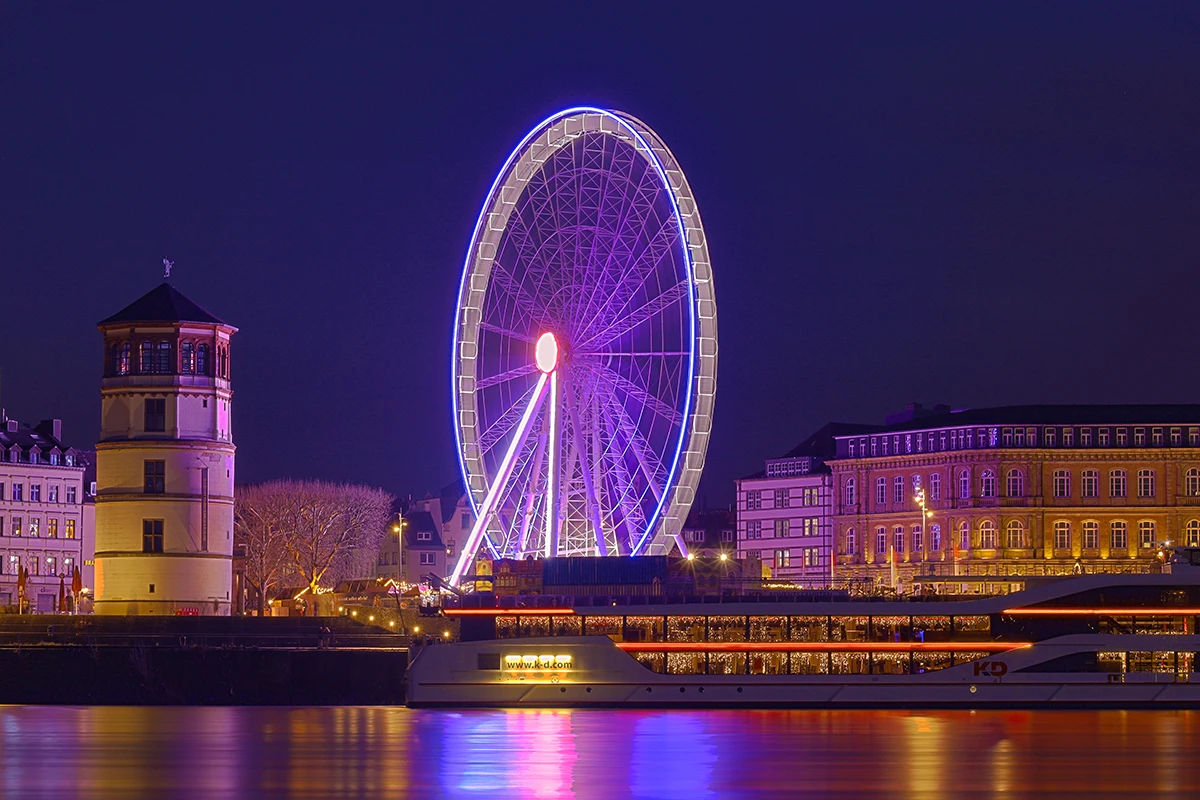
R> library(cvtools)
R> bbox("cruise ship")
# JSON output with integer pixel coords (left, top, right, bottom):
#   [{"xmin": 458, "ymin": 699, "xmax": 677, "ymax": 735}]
[{"xmin": 406, "ymin": 548, "xmax": 1200, "ymax": 708}]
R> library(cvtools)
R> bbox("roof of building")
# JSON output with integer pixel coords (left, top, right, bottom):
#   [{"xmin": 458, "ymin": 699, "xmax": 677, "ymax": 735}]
[
  {"xmin": 402, "ymin": 510, "xmax": 444, "ymax": 549},
  {"xmin": 740, "ymin": 421, "xmax": 881, "ymax": 479},
  {"xmin": 844, "ymin": 404, "xmax": 1200, "ymax": 435},
  {"xmin": 0, "ymin": 417, "xmax": 81, "ymax": 460},
  {"xmin": 98, "ymin": 282, "xmax": 228, "ymax": 326}
]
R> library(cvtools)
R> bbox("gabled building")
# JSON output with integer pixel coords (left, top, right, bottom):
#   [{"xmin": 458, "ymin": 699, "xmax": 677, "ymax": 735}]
[{"xmin": 375, "ymin": 508, "xmax": 449, "ymax": 585}]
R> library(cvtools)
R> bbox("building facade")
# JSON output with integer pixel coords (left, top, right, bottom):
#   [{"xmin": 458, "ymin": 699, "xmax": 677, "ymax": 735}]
[
  {"xmin": 0, "ymin": 415, "xmax": 88, "ymax": 611},
  {"xmin": 829, "ymin": 405, "xmax": 1200, "ymax": 593},
  {"xmin": 94, "ymin": 283, "xmax": 237, "ymax": 615},
  {"xmin": 736, "ymin": 424, "xmax": 877, "ymax": 585}
]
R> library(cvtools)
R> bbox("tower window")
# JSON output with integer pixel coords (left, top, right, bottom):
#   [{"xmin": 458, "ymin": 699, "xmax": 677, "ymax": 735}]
[
  {"xmin": 142, "ymin": 519, "xmax": 164, "ymax": 553},
  {"xmin": 144, "ymin": 399, "xmax": 166, "ymax": 432},
  {"xmin": 139, "ymin": 341, "xmax": 154, "ymax": 373},
  {"xmin": 197, "ymin": 344, "xmax": 209, "ymax": 376},
  {"xmin": 144, "ymin": 461, "xmax": 165, "ymax": 494},
  {"xmin": 156, "ymin": 341, "xmax": 172, "ymax": 373},
  {"xmin": 118, "ymin": 342, "xmax": 132, "ymax": 375},
  {"xmin": 181, "ymin": 341, "xmax": 195, "ymax": 374}
]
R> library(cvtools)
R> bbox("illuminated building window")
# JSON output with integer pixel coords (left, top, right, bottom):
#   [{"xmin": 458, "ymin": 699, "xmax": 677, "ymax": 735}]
[
  {"xmin": 1117, "ymin": 428, "xmax": 1128, "ymax": 446},
  {"xmin": 1081, "ymin": 470, "xmax": 1099, "ymax": 498},
  {"xmin": 980, "ymin": 470, "xmax": 996, "ymax": 498},
  {"xmin": 911, "ymin": 524, "xmax": 923, "ymax": 552},
  {"xmin": 1006, "ymin": 469, "xmax": 1025, "ymax": 498},
  {"xmin": 930, "ymin": 524, "xmax": 942, "ymax": 551},
  {"xmin": 893, "ymin": 476, "xmax": 904, "ymax": 504},
  {"xmin": 1185, "ymin": 520, "xmax": 1200, "ymax": 547},
  {"xmin": 1186, "ymin": 469, "xmax": 1200, "ymax": 497},
  {"xmin": 846, "ymin": 528, "xmax": 856, "ymax": 555},
  {"xmin": 775, "ymin": 549, "xmax": 791, "ymax": 568},
  {"xmin": 875, "ymin": 477, "xmax": 886, "ymax": 506},
  {"xmin": 912, "ymin": 474, "xmax": 921, "ymax": 492},
  {"xmin": 930, "ymin": 472, "xmax": 941, "ymax": 500},
  {"xmin": 11, "ymin": 517, "xmax": 20, "ymax": 537},
  {"xmin": 1082, "ymin": 521, "xmax": 1100, "ymax": 550},
  {"xmin": 1111, "ymin": 469, "xmax": 1128, "ymax": 498},
  {"xmin": 876, "ymin": 527, "xmax": 886, "ymax": 555},
  {"xmin": 958, "ymin": 520, "xmax": 970, "ymax": 550},
  {"xmin": 1111, "ymin": 521, "xmax": 1128, "ymax": 550},
  {"xmin": 1139, "ymin": 521, "xmax": 1156, "ymax": 548},
  {"xmin": 47, "ymin": 519, "xmax": 57, "ymax": 538},
  {"xmin": 1053, "ymin": 521, "xmax": 1071, "ymax": 550},
  {"xmin": 1137, "ymin": 469, "xmax": 1156, "ymax": 498},
  {"xmin": 774, "ymin": 519, "xmax": 789, "ymax": 538},
  {"xmin": 1053, "ymin": 470, "xmax": 1071, "ymax": 498},
  {"xmin": 28, "ymin": 518, "xmax": 39, "ymax": 537},
  {"xmin": 180, "ymin": 341, "xmax": 195, "ymax": 373},
  {"xmin": 844, "ymin": 479, "xmax": 856, "ymax": 507},
  {"xmin": 140, "ymin": 341, "xmax": 154, "ymax": 373},
  {"xmin": 1006, "ymin": 520, "xmax": 1026, "ymax": 549},
  {"xmin": 893, "ymin": 525, "xmax": 904, "ymax": 554},
  {"xmin": 979, "ymin": 520, "xmax": 997, "ymax": 549},
  {"xmin": 65, "ymin": 519, "xmax": 75, "ymax": 539},
  {"xmin": 118, "ymin": 341, "xmax": 131, "ymax": 375},
  {"xmin": 959, "ymin": 470, "xmax": 970, "ymax": 499},
  {"xmin": 802, "ymin": 517, "xmax": 818, "ymax": 537},
  {"xmin": 1099, "ymin": 429, "xmax": 1110, "ymax": 446}
]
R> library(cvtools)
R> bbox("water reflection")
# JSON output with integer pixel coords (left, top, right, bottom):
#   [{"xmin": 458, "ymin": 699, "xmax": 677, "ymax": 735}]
[{"xmin": 0, "ymin": 707, "xmax": 1196, "ymax": 798}]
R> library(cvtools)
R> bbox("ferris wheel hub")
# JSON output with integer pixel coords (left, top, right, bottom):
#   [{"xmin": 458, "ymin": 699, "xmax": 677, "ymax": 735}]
[{"xmin": 535, "ymin": 332, "xmax": 560, "ymax": 374}]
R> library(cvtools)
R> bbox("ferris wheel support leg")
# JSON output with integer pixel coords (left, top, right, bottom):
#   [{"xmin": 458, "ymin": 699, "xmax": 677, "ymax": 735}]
[
  {"xmin": 564, "ymin": 381, "xmax": 609, "ymax": 557},
  {"xmin": 517, "ymin": 424, "xmax": 548, "ymax": 556},
  {"xmin": 449, "ymin": 372, "xmax": 550, "ymax": 587},
  {"xmin": 545, "ymin": 370, "xmax": 562, "ymax": 559}
]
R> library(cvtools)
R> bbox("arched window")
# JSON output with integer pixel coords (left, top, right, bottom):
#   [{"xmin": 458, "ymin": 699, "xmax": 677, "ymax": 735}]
[
  {"xmin": 929, "ymin": 473, "xmax": 941, "ymax": 501},
  {"xmin": 1082, "ymin": 520, "xmax": 1099, "ymax": 550},
  {"xmin": 980, "ymin": 470, "xmax": 996, "ymax": 498},
  {"xmin": 1186, "ymin": 520, "xmax": 1200, "ymax": 547},
  {"xmin": 893, "ymin": 476, "xmax": 904, "ymax": 504},
  {"xmin": 930, "ymin": 523, "xmax": 942, "ymax": 551},
  {"xmin": 876, "ymin": 527, "xmax": 887, "ymax": 555},
  {"xmin": 180, "ymin": 341, "xmax": 195, "ymax": 374},
  {"xmin": 979, "ymin": 520, "xmax": 997, "ymax": 549},
  {"xmin": 959, "ymin": 520, "xmax": 970, "ymax": 550},
  {"xmin": 1110, "ymin": 521, "xmax": 1128, "ymax": 550},
  {"xmin": 1053, "ymin": 520, "xmax": 1071, "ymax": 550},
  {"xmin": 1138, "ymin": 520, "xmax": 1156, "ymax": 548},
  {"xmin": 1137, "ymin": 469, "xmax": 1156, "ymax": 498},
  {"xmin": 155, "ymin": 341, "xmax": 171, "ymax": 374},
  {"xmin": 139, "ymin": 341, "xmax": 154, "ymax": 373},
  {"xmin": 846, "ymin": 528, "xmax": 857, "ymax": 556},
  {"xmin": 118, "ymin": 341, "xmax": 131, "ymax": 375},
  {"xmin": 1187, "ymin": 469, "xmax": 1200, "ymax": 498},
  {"xmin": 1006, "ymin": 520, "xmax": 1026, "ymax": 549},
  {"xmin": 844, "ymin": 478, "xmax": 856, "ymax": 507},
  {"xmin": 893, "ymin": 525, "xmax": 905, "ymax": 554},
  {"xmin": 875, "ymin": 477, "xmax": 887, "ymax": 506},
  {"xmin": 197, "ymin": 344, "xmax": 209, "ymax": 376},
  {"xmin": 1006, "ymin": 469, "xmax": 1025, "ymax": 498},
  {"xmin": 1081, "ymin": 469, "xmax": 1099, "ymax": 498},
  {"xmin": 109, "ymin": 343, "xmax": 119, "ymax": 376},
  {"xmin": 1110, "ymin": 469, "xmax": 1127, "ymax": 498},
  {"xmin": 911, "ymin": 524, "xmax": 923, "ymax": 552},
  {"xmin": 959, "ymin": 470, "xmax": 971, "ymax": 499}
]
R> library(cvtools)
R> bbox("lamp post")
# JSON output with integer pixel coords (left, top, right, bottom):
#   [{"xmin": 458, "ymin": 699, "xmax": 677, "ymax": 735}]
[{"xmin": 914, "ymin": 487, "xmax": 934, "ymax": 594}]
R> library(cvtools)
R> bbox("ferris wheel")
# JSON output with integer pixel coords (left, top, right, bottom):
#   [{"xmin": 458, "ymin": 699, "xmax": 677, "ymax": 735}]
[{"xmin": 448, "ymin": 107, "xmax": 717, "ymax": 586}]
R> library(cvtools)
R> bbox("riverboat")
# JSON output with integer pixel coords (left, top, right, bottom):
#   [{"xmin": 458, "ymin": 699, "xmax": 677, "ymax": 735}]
[{"xmin": 405, "ymin": 548, "xmax": 1200, "ymax": 708}]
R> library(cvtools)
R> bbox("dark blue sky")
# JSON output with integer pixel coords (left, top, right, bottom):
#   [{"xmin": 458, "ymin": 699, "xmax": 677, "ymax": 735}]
[{"xmin": 2, "ymin": 3, "xmax": 1198, "ymax": 505}]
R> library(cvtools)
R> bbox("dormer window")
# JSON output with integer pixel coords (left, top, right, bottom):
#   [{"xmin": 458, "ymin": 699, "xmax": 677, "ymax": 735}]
[
  {"xmin": 48, "ymin": 452, "xmax": 58, "ymax": 466},
  {"xmin": 416, "ymin": 531, "xmax": 432, "ymax": 541}
]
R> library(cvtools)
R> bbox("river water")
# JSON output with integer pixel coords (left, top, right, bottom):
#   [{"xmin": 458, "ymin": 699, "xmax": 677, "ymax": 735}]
[{"xmin": 0, "ymin": 706, "xmax": 1194, "ymax": 798}]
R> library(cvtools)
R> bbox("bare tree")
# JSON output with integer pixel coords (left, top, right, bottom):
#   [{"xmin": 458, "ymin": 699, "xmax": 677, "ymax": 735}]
[{"xmin": 234, "ymin": 482, "xmax": 295, "ymax": 614}]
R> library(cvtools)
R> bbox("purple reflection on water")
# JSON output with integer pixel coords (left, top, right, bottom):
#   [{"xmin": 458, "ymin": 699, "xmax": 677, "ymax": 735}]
[{"xmin": 0, "ymin": 707, "xmax": 1197, "ymax": 798}]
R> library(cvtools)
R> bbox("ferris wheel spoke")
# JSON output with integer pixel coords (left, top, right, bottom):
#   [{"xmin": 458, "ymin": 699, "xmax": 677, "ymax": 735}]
[
  {"xmin": 598, "ymin": 364, "xmax": 683, "ymax": 430},
  {"xmin": 477, "ymin": 382, "xmax": 540, "ymax": 453},
  {"xmin": 600, "ymin": 387, "xmax": 668, "ymax": 499},
  {"xmin": 563, "ymin": 379, "xmax": 609, "ymax": 557},
  {"xmin": 478, "ymin": 321, "xmax": 536, "ymax": 344},
  {"xmin": 476, "ymin": 363, "xmax": 538, "ymax": 390},
  {"xmin": 576, "ymin": 279, "xmax": 688, "ymax": 354},
  {"xmin": 488, "ymin": 261, "xmax": 542, "ymax": 323}
]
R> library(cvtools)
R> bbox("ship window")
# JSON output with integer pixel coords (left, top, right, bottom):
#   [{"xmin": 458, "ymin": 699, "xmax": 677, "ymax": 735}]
[
  {"xmin": 521, "ymin": 615, "xmax": 551, "ymax": 637},
  {"xmin": 912, "ymin": 616, "xmax": 952, "ymax": 642},
  {"xmin": 625, "ymin": 616, "xmax": 665, "ymax": 643},
  {"xmin": 789, "ymin": 652, "xmax": 829, "ymax": 675},
  {"xmin": 495, "ymin": 616, "xmax": 518, "ymax": 638},
  {"xmin": 870, "ymin": 616, "xmax": 911, "ymax": 642},
  {"xmin": 707, "ymin": 652, "xmax": 747, "ymax": 675},
  {"xmin": 582, "ymin": 616, "xmax": 621, "ymax": 641},
  {"xmin": 913, "ymin": 651, "xmax": 954, "ymax": 673},
  {"xmin": 706, "ymin": 615, "xmax": 747, "ymax": 642},
  {"xmin": 788, "ymin": 616, "xmax": 830, "ymax": 642},
  {"xmin": 477, "ymin": 653, "xmax": 501, "ymax": 671},
  {"xmin": 831, "ymin": 652, "xmax": 870, "ymax": 675},
  {"xmin": 667, "ymin": 615, "xmax": 705, "ymax": 642},
  {"xmin": 552, "ymin": 616, "xmax": 582, "ymax": 636},
  {"xmin": 830, "ymin": 616, "xmax": 869, "ymax": 642},
  {"xmin": 666, "ymin": 652, "xmax": 705, "ymax": 674},
  {"xmin": 953, "ymin": 616, "xmax": 991, "ymax": 639},
  {"xmin": 633, "ymin": 652, "xmax": 666, "ymax": 673},
  {"xmin": 749, "ymin": 616, "xmax": 787, "ymax": 642}
]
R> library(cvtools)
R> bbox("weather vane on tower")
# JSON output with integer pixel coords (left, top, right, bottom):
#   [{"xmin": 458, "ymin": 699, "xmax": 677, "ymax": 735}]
[{"xmin": 163, "ymin": 258, "xmax": 174, "ymax": 280}]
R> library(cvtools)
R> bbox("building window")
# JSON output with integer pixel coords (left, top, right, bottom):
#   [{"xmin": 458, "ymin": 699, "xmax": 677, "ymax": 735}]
[
  {"xmin": 747, "ymin": 521, "xmax": 762, "ymax": 539},
  {"xmin": 1153, "ymin": 428, "xmax": 1164, "ymax": 446},
  {"xmin": 959, "ymin": 470, "xmax": 970, "ymax": 499},
  {"xmin": 871, "ymin": 439, "xmax": 878, "ymax": 456},
  {"xmin": 804, "ymin": 488, "xmax": 819, "ymax": 506},
  {"xmin": 144, "ymin": 399, "xmax": 166, "ymax": 432},
  {"xmin": 461, "ymin": 513, "xmax": 471, "ymax": 529},
  {"xmin": 721, "ymin": 530, "xmax": 735, "ymax": 543},
  {"xmin": 1082, "ymin": 520, "xmax": 1099, "ymax": 550},
  {"xmin": 28, "ymin": 518, "xmax": 39, "ymax": 537},
  {"xmin": 1045, "ymin": 429, "xmax": 1055, "ymax": 447},
  {"xmin": 11, "ymin": 517, "xmax": 20, "ymax": 537},
  {"xmin": 1099, "ymin": 429, "xmax": 1110, "ymax": 447},
  {"xmin": 1081, "ymin": 429, "xmax": 1092, "ymax": 447},
  {"xmin": 29, "ymin": 556, "xmax": 39, "ymax": 576},
  {"xmin": 48, "ymin": 486, "xmax": 58, "ymax": 503},
  {"xmin": 848, "ymin": 441, "xmax": 856, "ymax": 458},
  {"xmin": 1053, "ymin": 521, "xmax": 1071, "ymax": 550},
  {"xmin": 118, "ymin": 342, "xmax": 132, "ymax": 375},
  {"xmin": 47, "ymin": 519, "xmax": 58, "ymax": 538},
  {"xmin": 844, "ymin": 479, "xmax": 856, "ymax": 507},
  {"xmin": 144, "ymin": 461, "xmax": 166, "ymax": 494},
  {"xmin": 911, "ymin": 524, "xmax": 923, "ymax": 552},
  {"xmin": 1110, "ymin": 469, "xmax": 1128, "ymax": 498},
  {"xmin": 846, "ymin": 528, "xmax": 856, "ymax": 556},
  {"xmin": 980, "ymin": 470, "xmax": 996, "ymax": 498},
  {"xmin": 66, "ymin": 519, "xmax": 76, "ymax": 539},
  {"xmin": 11, "ymin": 485, "xmax": 21, "ymax": 502},
  {"xmin": 1117, "ymin": 428, "xmax": 1128, "ymax": 446},
  {"xmin": 197, "ymin": 344, "xmax": 209, "ymax": 376},
  {"xmin": 893, "ymin": 526, "xmax": 904, "ymax": 554},
  {"xmin": 181, "ymin": 341, "xmax": 195, "ymax": 373},
  {"xmin": 893, "ymin": 476, "xmax": 904, "ymax": 505},
  {"xmin": 881, "ymin": 438, "xmax": 889, "ymax": 456},
  {"xmin": 416, "ymin": 531, "xmax": 432, "ymax": 541},
  {"xmin": 142, "ymin": 519, "xmax": 164, "ymax": 553},
  {"xmin": 1137, "ymin": 469, "xmax": 1156, "ymax": 498},
  {"xmin": 1134, "ymin": 429, "xmax": 1145, "ymax": 446},
  {"xmin": 746, "ymin": 490, "xmax": 761, "ymax": 510},
  {"xmin": 929, "ymin": 473, "xmax": 941, "ymax": 501},
  {"xmin": 1006, "ymin": 520, "xmax": 1026, "ymax": 549},
  {"xmin": 45, "ymin": 556, "xmax": 56, "ymax": 576},
  {"xmin": 1139, "ymin": 520, "xmax": 1156, "ymax": 548},
  {"xmin": 1186, "ymin": 469, "xmax": 1200, "ymax": 497},
  {"xmin": 1191, "ymin": 428, "xmax": 1199, "ymax": 446},
  {"xmin": 979, "ymin": 520, "xmax": 997, "ymax": 549},
  {"xmin": 29, "ymin": 485, "xmax": 40, "ymax": 503},
  {"xmin": 66, "ymin": 486, "xmax": 77, "ymax": 504},
  {"xmin": 774, "ymin": 519, "xmax": 789, "ymax": 538},
  {"xmin": 774, "ymin": 549, "xmax": 791, "ymax": 569},
  {"xmin": 1053, "ymin": 470, "xmax": 1071, "ymax": 498},
  {"xmin": 155, "ymin": 341, "xmax": 172, "ymax": 373},
  {"xmin": 1081, "ymin": 470, "xmax": 1099, "ymax": 499},
  {"xmin": 1171, "ymin": 428, "xmax": 1182, "ymax": 446},
  {"xmin": 419, "ymin": 552, "xmax": 436, "ymax": 566},
  {"xmin": 1006, "ymin": 469, "xmax": 1025, "ymax": 498},
  {"xmin": 774, "ymin": 489, "xmax": 788, "ymax": 509},
  {"xmin": 1110, "ymin": 521, "xmax": 1128, "ymax": 550},
  {"xmin": 930, "ymin": 524, "xmax": 941, "ymax": 551},
  {"xmin": 1063, "ymin": 428, "xmax": 1074, "ymax": 447},
  {"xmin": 875, "ymin": 527, "xmax": 887, "ymax": 555},
  {"xmin": 1185, "ymin": 520, "xmax": 1200, "ymax": 547},
  {"xmin": 959, "ymin": 520, "xmax": 970, "ymax": 551},
  {"xmin": 875, "ymin": 477, "xmax": 887, "ymax": 506},
  {"xmin": 139, "ymin": 341, "xmax": 154, "ymax": 373}
]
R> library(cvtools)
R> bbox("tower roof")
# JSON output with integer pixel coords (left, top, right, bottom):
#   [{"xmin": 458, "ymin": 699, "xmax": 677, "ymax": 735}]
[{"xmin": 98, "ymin": 283, "xmax": 228, "ymax": 326}]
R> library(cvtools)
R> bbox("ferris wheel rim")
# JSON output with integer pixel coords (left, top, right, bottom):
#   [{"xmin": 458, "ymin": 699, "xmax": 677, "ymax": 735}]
[{"xmin": 451, "ymin": 106, "xmax": 715, "ymax": 560}]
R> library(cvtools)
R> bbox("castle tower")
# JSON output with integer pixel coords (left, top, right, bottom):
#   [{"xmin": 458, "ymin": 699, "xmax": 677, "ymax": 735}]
[{"xmin": 94, "ymin": 283, "xmax": 237, "ymax": 615}]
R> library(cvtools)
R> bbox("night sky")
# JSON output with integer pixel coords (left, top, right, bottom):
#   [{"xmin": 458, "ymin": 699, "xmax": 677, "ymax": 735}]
[{"xmin": 2, "ymin": 4, "xmax": 1198, "ymax": 506}]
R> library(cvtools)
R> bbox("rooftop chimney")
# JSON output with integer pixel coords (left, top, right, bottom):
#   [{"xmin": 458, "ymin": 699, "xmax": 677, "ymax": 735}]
[{"xmin": 35, "ymin": 419, "xmax": 63, "ymax": 441}]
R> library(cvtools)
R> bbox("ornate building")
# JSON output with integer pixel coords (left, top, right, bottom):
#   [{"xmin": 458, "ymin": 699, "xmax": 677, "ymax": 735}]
[
  {"xmin": 829, "ymin": 405, "xmax": 1200, "ymax": 593},
  {"xmin": 94, "ymin": 283, "xmax": 237, "ymax": 614}
]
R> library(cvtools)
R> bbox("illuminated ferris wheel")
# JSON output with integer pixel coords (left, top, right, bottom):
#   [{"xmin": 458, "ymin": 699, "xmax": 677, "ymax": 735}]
[{"xmin": 448, "ymin": 107, "xmax": 717, "ymax": 586}]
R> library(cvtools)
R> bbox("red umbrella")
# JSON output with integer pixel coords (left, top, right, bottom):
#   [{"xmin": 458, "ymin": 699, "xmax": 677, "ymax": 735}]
[
  {"xmin": 58, "ymin": 576, "xmax": 66, "ymax": 613},
  {"xmin": 16, "ymin": 566, "xmax": 27, "ymax": 614},
  {"xmin": 71, "ymin": 565, "xmax": 82, "ymax": 596}
]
